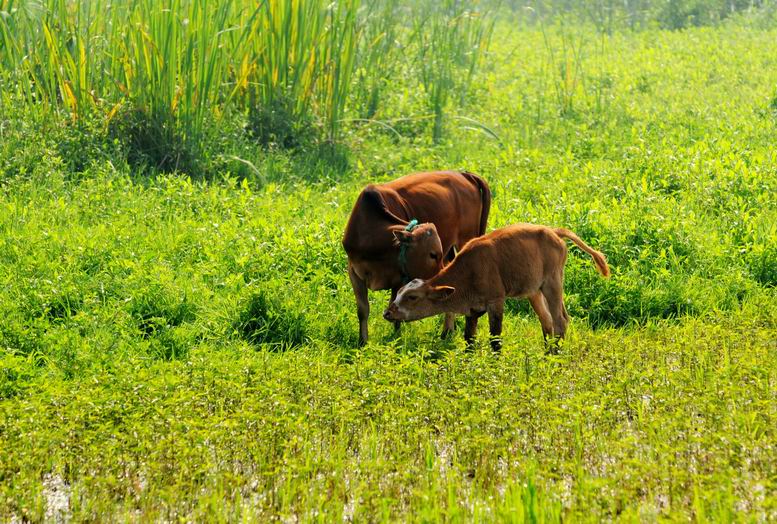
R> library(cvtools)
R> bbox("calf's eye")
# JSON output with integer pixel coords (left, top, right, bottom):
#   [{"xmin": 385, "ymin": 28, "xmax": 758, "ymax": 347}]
[{"xmin": 430, "ymin": 253, "xmax": 438, "ymax": 260}]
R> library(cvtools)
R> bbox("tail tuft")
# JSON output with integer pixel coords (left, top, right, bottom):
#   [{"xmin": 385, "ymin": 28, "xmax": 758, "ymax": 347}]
[{"xmin": 554, "ymin": 228, "xmax": 610, "ymax": 277}]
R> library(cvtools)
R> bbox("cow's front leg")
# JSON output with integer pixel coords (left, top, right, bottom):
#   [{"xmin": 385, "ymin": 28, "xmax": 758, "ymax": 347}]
[
  {"xmin": 487, "ymin": 300, "xmax": 504, "ymax": 353},
  {"xmin": 440, "ymin": 246, "xmax": 458, "ymax": 339},
  {"xmin": 348, "ymin": 264, "xmax": 369, "ymax": 346},
  {"xmin": 441, "ymin": 313, "xmax": 456, "ymax": 339},
  {"xmin": 389, "ymin": 288, "xmax": 402, "ymax": 335},
  {"xmin": 464, "ymin": 310, "xmax": 485, "ymax": 350}
]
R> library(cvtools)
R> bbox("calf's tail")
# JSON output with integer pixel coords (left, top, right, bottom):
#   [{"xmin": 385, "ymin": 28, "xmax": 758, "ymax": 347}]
[
  {"xmin": 554, "ymin": 228, "xmax": 610, "ymax": 277},
  {"xmin": 460, "ymin": 171, "xmax": 491, "ymax": 235}
]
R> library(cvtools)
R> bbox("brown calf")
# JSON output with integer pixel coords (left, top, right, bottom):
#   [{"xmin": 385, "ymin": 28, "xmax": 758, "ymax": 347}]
[
  {"xmin": 343, "ymin": 171, "xmax": 491, "ymax": 345},
  {"xmin": 384, "ymin": 224, "xmax": 609, "ymax": 351}
]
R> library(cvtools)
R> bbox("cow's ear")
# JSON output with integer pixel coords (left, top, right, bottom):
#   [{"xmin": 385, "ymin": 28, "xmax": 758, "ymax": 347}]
[
  {"xmin": 429, "ymin": 286, "xmax": 455, "ymax": 301},
  {"xmin": 393, "ymin": 230, "xmax": 413, "ymax": 244}
]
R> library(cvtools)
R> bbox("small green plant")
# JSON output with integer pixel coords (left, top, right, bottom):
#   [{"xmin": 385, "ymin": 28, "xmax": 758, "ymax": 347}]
[
  {"xmin": 538, "ymin": 19, "xmax": 588, "ymax": 117},
  {"xmin": 247, "ymin": 96, "xmax": 315, "ymax": 150},
  {"xmin": 234, "ymin": 290, "xmax": 308, "ymax": 349},
  {"xmin": 770, "ymin": 90, "xmax": 777, "ymax": 118}
]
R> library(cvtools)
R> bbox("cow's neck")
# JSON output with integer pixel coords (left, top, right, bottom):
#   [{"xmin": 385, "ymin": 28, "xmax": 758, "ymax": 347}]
[
  {"xmin": 426, "ymin": 263, "xmax": 475, "ymax": 315},
  {"xmin": 379, "ymin": 188, "xmax": 414, "ymax": 223}
]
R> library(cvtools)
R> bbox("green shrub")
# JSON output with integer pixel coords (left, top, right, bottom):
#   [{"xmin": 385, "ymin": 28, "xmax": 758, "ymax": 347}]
[
  {"xmin": 234, "ymin": 290, "xmax": 308, "ymax": 349},
  {"xmin": 748, "ymin": 243, "xmax": 777, "ymax": 287},
  {"xmin": 0, "ymin": 352, "xmax": 35, "ymax": 400},
  {"xmin": 126, "ymin": 283, "xmax": 198, "ymax": 360},
  {"xmin": 247, "ymin": 96, "xmax": 317, "ymax": 151},
  {"xmin": 108, "ymin": 105, "xmax": 201, "ymax": 175}
]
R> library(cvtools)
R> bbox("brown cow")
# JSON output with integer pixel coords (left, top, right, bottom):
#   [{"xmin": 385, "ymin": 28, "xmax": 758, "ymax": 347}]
[
  {"xmin": 343, "ymin": 171, "xmax": 491, "ymax": 345},
  {"xmin": 384, "ymin": 224, "xmax": 610, "ymax": 352}
]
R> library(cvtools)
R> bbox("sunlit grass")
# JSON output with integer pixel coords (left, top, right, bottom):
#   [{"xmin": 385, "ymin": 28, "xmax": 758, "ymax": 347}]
[{"xmin": 0, "ymin": 3, "xmax": 776, "ymax": 522}]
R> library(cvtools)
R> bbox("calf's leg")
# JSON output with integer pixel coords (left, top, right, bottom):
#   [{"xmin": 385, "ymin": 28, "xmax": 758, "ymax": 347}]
[
  {"xmin": 487, "ymin": 300, "xmax": 505, "ymax": 353},
  {"xmin": 539, "ymin": 274, "xmax": 568, "ymax": 354},
  {"xmin": 348, "ymin": 264, "xmax": 370, "ymax": 346},
  {"xmin": 528, "ymin": 292, "xmax": 554, "ymax": 341},
  {"xmin": 541, "ymin": 272, "xmax": 569, "ymax": 339}
]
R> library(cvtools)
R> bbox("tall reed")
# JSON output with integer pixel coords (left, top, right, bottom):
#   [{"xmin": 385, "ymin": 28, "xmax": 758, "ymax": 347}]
[
  {"xmin": 0, "ymin": 0, "xmax": 102, "ymax": 121},
  {"xmin": 240, "ymin": 0, "xmax": 360, "ymax": 144},
  {"xmin": 353, "ymin": 0, "xmax": 403, "ymax": 119},
  {"xmin": 413, "ymin": 0, "xmax": 492, "ymax": 143},
  {"xmin": 114, "ymin": 0, "xmax": 242, "ymax": 168},
  {"xmin": 0, "ymin": 0, "xmax": 495, "ymax": 165}
]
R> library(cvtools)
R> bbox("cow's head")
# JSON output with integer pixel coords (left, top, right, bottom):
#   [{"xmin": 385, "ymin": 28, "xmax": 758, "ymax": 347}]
[
  {"xmin": 383, "ymin": 278, "xmax": 455, "ymax": 322},
  {"xmin": 392, "ymin": 222, "xmax": 444, "ymax": 279}
]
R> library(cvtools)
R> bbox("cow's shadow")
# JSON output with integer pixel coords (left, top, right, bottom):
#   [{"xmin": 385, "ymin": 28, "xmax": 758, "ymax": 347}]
[{"xmin": 382, "ymin": 317, "xmax": 464, "ymax": 362}]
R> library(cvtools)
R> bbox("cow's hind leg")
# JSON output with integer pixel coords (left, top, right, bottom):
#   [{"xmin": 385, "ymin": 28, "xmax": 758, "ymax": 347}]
[
  {"xmin": 389, "ymin": 288, "xmax": 402, "ymax": 336},
  {"xmin": 487, "ymin": 300, "xmax": 505, "ymax": 353},
  {"xmin": 348, "ymin": 264, "xmax": 369, "ymax": 346}
]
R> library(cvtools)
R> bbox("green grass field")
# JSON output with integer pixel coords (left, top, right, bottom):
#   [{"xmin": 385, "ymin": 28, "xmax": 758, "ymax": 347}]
[{"xmin": 1, "ymin": 2, "xmax": 776, "ymax": 521}]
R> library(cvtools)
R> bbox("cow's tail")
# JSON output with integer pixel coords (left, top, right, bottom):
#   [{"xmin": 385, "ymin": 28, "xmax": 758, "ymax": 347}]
[
  {"xmin": 554, "ymin": 228, "xmax": 610, "ymax": 277},
  {"xmin": 460, "ymin": 171, "xmax": 491, "ymax": 236}
]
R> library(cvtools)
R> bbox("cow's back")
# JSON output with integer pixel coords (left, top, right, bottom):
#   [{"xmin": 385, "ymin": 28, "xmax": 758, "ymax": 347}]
[
  {"xmin": 449, "ymin": 225, "xmax": 564, "ymax": 298},
  {"xmin": 492, "ymin": 225, "xmax": 567, "ymax": 296},
  {"xmin": 381, "ymin": 171, "xmax": 487, "ymax": 251}
]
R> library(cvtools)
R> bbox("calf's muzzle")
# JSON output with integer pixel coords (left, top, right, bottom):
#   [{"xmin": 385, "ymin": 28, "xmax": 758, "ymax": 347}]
[{"xmin": 384, "ymin": 303, "xmax": 402, "ymax": 321}]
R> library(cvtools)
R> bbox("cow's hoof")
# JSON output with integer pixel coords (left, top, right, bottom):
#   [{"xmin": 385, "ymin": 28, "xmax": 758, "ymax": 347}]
[
  {"xmin": 544, "ymin": 337, "xmax": 563, "ymax": 355},
  {"xmin": 385, "ymin": 325, "xmax": 401, "ymax": 341}
]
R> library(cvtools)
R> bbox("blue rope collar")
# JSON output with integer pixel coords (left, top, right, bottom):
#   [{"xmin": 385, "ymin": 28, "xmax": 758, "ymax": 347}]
[{"xmin": 398, "ymin": 219, "xmax": 419, "ymax": 283}]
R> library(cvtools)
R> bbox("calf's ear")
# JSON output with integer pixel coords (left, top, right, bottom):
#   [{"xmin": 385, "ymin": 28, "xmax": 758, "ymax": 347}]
[{"xmin": 429, "ymin": 286, "xmax": 455, "ymax": 301}]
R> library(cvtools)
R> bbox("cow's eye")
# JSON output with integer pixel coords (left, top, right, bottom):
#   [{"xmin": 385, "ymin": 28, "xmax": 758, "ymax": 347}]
[
  {"xmin": 407, "ymin": 295, "xmax": 418, "ymax": 302},
  {"xmin": 430, "ymin": 252, "xmax": 438, "ymax": 260}
]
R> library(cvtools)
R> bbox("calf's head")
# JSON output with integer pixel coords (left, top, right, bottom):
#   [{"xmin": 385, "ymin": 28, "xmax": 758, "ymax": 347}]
[
  {"xmin": 393, "ymin": 223, "xmax": 444, "ymax": 279},
  {"xmin": 384, "ymin": 278, "xmax": 455, "ymax": 322}
]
